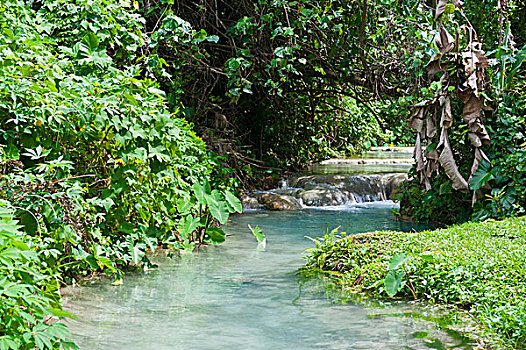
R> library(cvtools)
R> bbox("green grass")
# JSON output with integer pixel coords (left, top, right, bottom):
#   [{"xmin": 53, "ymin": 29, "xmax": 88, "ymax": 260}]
[{"xmin": 304, "ymin": 217, "xmax": 526, "ymax": 349}]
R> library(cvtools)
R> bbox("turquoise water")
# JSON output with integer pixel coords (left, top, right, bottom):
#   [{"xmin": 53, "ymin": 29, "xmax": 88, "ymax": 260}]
[{"xmin": 64, "ymin": 204, "xmax": 471, "ymax": 349}]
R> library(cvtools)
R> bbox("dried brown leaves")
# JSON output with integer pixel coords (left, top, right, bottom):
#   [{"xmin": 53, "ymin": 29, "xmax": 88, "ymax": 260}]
[{"xmin": 409, "ymin": 3, "xmax": 490, "ymax": 199}]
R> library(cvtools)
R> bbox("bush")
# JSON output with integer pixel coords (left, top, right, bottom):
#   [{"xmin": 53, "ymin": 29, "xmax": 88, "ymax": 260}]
[
  {"xmin": 0, "ymin": 0, "xmax": 241, "ymax": 283},
  {"xmin": 0, "ymin": 203, "xmax": 76, "ymax": 349}
]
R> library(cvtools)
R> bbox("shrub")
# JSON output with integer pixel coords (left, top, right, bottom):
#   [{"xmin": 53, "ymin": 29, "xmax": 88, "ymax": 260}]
[{"xmin": 0, "ymin": 203, "xmax": 76, "ymax": 349}]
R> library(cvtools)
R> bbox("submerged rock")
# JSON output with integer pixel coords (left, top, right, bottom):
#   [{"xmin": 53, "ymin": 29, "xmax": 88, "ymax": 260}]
[{"xmin": 257, "ymin": 193, "xmax": 302, "ymax": 210}]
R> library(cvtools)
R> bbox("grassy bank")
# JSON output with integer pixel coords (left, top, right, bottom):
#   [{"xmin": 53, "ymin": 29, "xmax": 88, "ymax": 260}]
[{"xmin": 304, "ymin": 217, "xmax": 526, "ymax": 349}]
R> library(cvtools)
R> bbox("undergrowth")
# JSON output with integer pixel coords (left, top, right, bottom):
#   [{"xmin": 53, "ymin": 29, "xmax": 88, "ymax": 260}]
[{"xmin": 304, "ymin": 217, "xmax": 526, "ymax": 349}]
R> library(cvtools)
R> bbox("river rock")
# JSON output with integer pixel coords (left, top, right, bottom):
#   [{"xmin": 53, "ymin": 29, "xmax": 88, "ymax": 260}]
[
  {"xmin": 381, "ymin": 173, "xmax": 407, "ymax": 199},
  {"xmin": 248, "ymin": 172, "xmax": 408, "ymax": 210},
  {"xmin": 241, "ymin": 194, "xmax": 265, "ymax": 210},
  {"xmin": 257, "ymin": 193, "xmax": 302, "ymax": 210},
  {"xmin": 297, "ymin": 187, "xmax": 347, "ymax": 206}
]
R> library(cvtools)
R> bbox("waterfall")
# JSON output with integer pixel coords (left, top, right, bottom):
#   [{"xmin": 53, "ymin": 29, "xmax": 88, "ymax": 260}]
[{"xmin": 243, "ymin": 173, "xmax": 408, "ymax": 210}]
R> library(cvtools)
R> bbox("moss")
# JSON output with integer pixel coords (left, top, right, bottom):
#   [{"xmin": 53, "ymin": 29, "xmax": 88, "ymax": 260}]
[{"xmin": 304, "ymin": 217, "xmax": 526, "ymax": 349}]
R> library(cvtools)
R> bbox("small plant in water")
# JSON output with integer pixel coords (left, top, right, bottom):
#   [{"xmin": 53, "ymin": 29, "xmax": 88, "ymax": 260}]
[{"xmin": 248, "ymin": 225, "xmax": 266, "ymax": 248}]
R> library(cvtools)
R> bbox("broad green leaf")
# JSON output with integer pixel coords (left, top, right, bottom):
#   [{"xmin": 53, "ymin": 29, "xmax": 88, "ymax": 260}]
[
  {"xmin": 129, "ymin": 242, "xmax": 145, "ymax": 265},
  {"xmin": 95, "ymin": 256, "xmax": 117, "ymax": 272},
  {"xmin": 224, "ymin": 190, "xmax": 242, "ymax": 213},
  {"xmin": 206, "ymin": 195, "xmax": 229, "ymax": 225},
  {"xmin": 81, "ymin": 33, "xmax": 99, "ymax": 53},
  {"xmin": 420, "ymin": 254, "xmax": 435, "ymax": 263},
  {"xmin": 144, "ymin": 236, "xmax": 158, "ymax": 253},
  {"xmin": 46, "ymin": 323, "xmax": 71, "ymax": 341},
  {"xmin": 193, "ymin": 182, "xmax": 207, "ymax": 205},
  {"xmin": 0, "ymin": 248, "xmax": 21, "ymax": 259},
  {"xmin": 4, "ymin": 283, "xmax": 31, "ymax": 297},
  {"xmin": 0, "ymin": 336, "xmax": 19, "ymax": 350},
  {"xmin": 204, "ymin": 227, "xmax": 226, "ymax": 244},
  {"xmin": 470, "ymin": 160, "xmax": 493, "ymax": 190},
  {"xmin": 248, "ymin": 224, "xmax": 265, "ymax": 244},
  {"xmin": 177, "ymin": 215, "xmax": 200, "ymax": 240},
  {"xmin": 20, "ymin": 212, "xmax": 38, "ymax": 235},
  {"xmin": 388, "ymin": 253, "xmax": 411, "ymax": 271},
  {"xmin": 384, "ymin": 270, "xmax": 405, "ymax": 297},
  {"xmin": 176, "ymin": 196, "xmax": 194, "ymax": 214},
  {"xmin": 85, "ymin": 255, "xmax": 99, "ymax": 270},
  {"xmin": 33, "ymin": 332, "xmax": 52, "ymax": 350}
]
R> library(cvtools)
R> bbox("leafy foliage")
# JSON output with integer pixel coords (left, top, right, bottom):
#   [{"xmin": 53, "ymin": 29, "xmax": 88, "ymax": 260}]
[
  {"xmin": 141, "ymin": 0, "xmax": 434, "ymax": 170},
  {"xmin": 0, "ymin": 0, "xmax": 241, "ymax": 282},
  {"xmin": 0, "ymin": 203, "xmax": 76, "ymax": 350},
  {"xmin": 248, "ymin": 224, "xmax": 265, "ymax": 246},
  {"xmin": 390, "ymin": 0, "xmax": 526, "ymax": 222},
  {"xmin": 305, "ymin": 217, "xmax": 526, "ymax": 349},
  {"xmin": 0, "ymin": 1, "xmax": 246, "ymax": 346}
]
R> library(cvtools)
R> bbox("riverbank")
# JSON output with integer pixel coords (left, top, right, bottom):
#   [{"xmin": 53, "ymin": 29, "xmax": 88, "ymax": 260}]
[{"xmin": 303, "ymin": 216, "xmax": 526, "ymax": 349}]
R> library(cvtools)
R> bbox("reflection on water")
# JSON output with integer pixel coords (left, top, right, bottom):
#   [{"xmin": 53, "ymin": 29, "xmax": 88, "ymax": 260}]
[
  {"xmin": 64, "ymin": 205, "xmax": 472, "ymax": 350},
  {"xmin": 307, "ymin": 151, "xmax": 414, "ymax": 175},
  {"xmin": 309, "ymin": 163, "xmax": 412, "ymax": 175}
]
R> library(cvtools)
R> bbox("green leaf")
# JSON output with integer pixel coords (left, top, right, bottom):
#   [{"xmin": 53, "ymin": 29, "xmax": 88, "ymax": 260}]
[
  {"xmin": 20, "ymin": 212, "xmax": 38, "ymax": 235},
  {"xmin": 81, "ymin": 33, "xmax": 99, "ymax": 54},
  {"xmin": 204, "ymin": 227, "xmax": 226, "ymax": 244},
  {"xmin": 420, "ymin": 254, "xmax": 435, "ymax": 263},
  {"xmin": 3, "ymin": 283, "xmax": 31, "ymax": 297},
  {"xmin": 176, "ymin": 196, "xmax": 194, "ymax": 214},
  {"xmin": 205, "ymin": 192, "xmax": 229, "ymax": 225},
  {"xmin": 33, "ymin": 332, "xmax": 52, "ymax": 350},
  {"xmin": 388, "ymin": 253, "xmax": 410, "ymax": 271},
  {"xmin": 118, "ymin": 222, "xmax": 135, "ymax": 234},
  {"xmin": 192, "ymin": 181, "xmax": 210, "ymax": 205},
  {"xmin": 224, "ymin": 190, "xmax": 242, "ymax": 213},
  {"xmin": 177, "ymin": 215, "xmax": 200, "ymax": 240},
  {"xmin": 126, "ymin": 237, "xmax": 146, "ymax": 265},
  {"xmin": 0, "ymin": 336, "xmax": 19, "ymax": 350},
  {"xmin": 470, "ymin": 160, "xmax": 493, "ymax": 190},
  {"xmin": 85, "ymin": 255, "xmax": 99, "ymax": 270},
  {"xmin": 144, "ymin": 236, "xmax": 158, "ymax": 253},
  {"xmin": 384, "ymin": 270, "xmax": 405, "ymax": 297},
  {"xmin": 95, "ymin": 256, "xmax": 117, "ymax": 272},
  {"xmin": 248, "ymin": 224, "xmax": 265, "ymax": 244}
]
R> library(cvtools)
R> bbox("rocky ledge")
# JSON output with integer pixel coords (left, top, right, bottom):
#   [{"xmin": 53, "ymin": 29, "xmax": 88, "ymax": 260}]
[{"xmin": 242, "ymin": 173, "xmax": 407, "ymax": 210}]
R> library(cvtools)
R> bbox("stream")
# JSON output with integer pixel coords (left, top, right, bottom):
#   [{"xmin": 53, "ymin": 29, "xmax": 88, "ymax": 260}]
[
  {"xmin": 64, "ymin": 204, "xmax": 472, "ymax": 349},
  {"xmin": 64, "ymin": 152, "xmax": 473, "ymax": 349}
]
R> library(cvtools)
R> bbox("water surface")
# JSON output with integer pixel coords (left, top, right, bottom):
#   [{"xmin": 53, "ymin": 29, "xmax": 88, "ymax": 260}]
[{"xmin": 65, "ymin": 204, "xmax": 471, "ymax": 350}]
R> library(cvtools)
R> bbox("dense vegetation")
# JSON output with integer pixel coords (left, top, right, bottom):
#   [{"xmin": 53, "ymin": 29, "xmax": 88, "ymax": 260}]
[
  {"xmin": 304, "ymin": 217, "xmax": 526, "ymax": 349},
  {"xmin": 0, "ymin": 0, "xmax": 525, "ymax": 348},
  {"xmin": 0, "ymin": 1, "xmax": 242, "ymax": 347},
  {"xmin": 137, "ymin": 0, "xmax": 525, "ymax": 221}
]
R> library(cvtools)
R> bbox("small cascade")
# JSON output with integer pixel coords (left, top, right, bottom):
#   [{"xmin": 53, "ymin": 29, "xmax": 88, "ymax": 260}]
[
  {"xmin": 242, "ymin": 149, "xmax": 414, "ymax": 210},
  {"xmin": 243, "ymin": 173, "xmax": 408, "ymax": 210}
]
